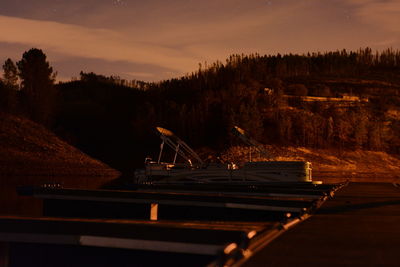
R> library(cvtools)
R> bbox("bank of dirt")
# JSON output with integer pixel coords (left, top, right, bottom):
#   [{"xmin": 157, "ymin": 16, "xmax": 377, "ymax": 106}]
[
  {"xmin": 0, "ymin": 113, "xmax": 120, "ymax": 215},
  {"xmin": 222, "ymin": 146, "xmax": 400, "ymax": 183}
]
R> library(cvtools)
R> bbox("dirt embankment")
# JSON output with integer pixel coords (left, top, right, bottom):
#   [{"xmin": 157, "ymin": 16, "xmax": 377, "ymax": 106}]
[
  {"xmin": 0, "ymin": 112, "xmax": 120, "ymax": 215},
  {"xmin": 222, "ymin": 146, "xmax": 400, "ymax": 183},
  {"xmin": 0, "ymin": 113, "xmax": 120, "ymax": 177}
]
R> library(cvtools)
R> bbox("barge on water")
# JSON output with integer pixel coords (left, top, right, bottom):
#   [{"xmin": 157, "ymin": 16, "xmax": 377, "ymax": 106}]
[{"xmin": 134, "ymin": 127, "xmax": 312, "ymax": 184}]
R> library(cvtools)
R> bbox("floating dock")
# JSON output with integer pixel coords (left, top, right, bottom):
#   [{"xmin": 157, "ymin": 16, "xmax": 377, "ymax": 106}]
[
  {"xmin": 1, "ymin": 182, "xmax": 341, "ymax": 266},
  {"xmin": 9, "ymin": 182, "xmax": 398, "ymax": 267},
  {"xmin": 242, "ymin": 182, "xmax": 400, "ymax": 266}
]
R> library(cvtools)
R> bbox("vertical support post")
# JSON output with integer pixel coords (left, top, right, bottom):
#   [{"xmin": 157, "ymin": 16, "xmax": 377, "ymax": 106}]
[
  {"xmin": 150, "ymin": 203, "xmax": 158, "ymax": 221},
  {"xmin": 157, "ymin": 141, "xmax": 164, "ymax": 164},
  {"xmin": 173, "ymin": 144, "xmax": 180, "ymax": 164}
]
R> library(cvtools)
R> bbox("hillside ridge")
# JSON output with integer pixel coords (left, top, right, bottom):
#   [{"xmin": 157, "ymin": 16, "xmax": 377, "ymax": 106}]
[{"xmin": 0, "ymin": 112, "xmax": 119, "ymax": 177}]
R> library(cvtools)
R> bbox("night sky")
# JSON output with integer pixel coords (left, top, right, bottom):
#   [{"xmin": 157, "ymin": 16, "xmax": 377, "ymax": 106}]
[{"xmin": 1, "ymin": 0, "xmax": 399, "ymax": 81}]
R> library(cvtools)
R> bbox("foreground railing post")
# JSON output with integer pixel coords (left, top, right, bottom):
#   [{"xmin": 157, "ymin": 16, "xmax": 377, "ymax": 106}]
[{"xmin": 150, "ymin": 203, "xmax": 158, "ymax": 221}]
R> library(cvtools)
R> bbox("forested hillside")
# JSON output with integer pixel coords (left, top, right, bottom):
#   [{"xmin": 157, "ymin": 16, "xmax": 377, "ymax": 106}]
[{"xmin": 2, "ymin": 48, "xmax": 400, "ymax": 174}]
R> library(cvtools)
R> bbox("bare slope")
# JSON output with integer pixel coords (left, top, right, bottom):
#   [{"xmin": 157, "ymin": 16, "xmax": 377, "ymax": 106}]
[
  {"xmin": 222, "ymin": 146, "xmax": 400, "ymax": 183},
  {"xmin": 0, "ymin": 112, "xmax": 120, "ymax": 215},
  {"xmin": 0, "ymin": 113, "xmax": 119, "ymax": 177}
]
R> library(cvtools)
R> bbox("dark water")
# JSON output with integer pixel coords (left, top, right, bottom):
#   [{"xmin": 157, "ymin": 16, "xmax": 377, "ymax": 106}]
[{"xmin": 9, "ymin": 243, "xmax": 214, "ymax": 267}]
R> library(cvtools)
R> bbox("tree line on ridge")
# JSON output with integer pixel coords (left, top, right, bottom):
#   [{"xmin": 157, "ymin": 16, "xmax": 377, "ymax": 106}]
[{"xmin": 1, "ymin": 47, "xmax": 400, "ymax": 173}]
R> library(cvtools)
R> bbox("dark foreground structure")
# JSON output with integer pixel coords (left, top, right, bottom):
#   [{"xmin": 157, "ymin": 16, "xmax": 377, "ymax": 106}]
[
  {"xmin": 242, "ymin": 182, "xmax": 400, "ymax": 266},
  {"xmin": 1, "ymin": 182, "xmax": 399, "ymax": 266}
]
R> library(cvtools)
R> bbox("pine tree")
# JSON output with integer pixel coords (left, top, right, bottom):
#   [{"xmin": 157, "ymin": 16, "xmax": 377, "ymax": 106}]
[
  {"xmin": 17, "ymin": 48, "xmax": 57, "ymax": 126},
  {"xmin": 2, "ymin": 58, "xmax": 18, "ymax": 89},
  {"xmin": 0, "ymin": 59, "xmax": 19, "ymax": 112}
]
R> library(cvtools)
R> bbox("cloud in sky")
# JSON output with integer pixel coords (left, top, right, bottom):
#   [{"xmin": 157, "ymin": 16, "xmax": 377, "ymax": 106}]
[
  {"xmin": 0, "ymin": 15, "xmax": 197, "ymax": 71},
  {"xmin": 338, "ymin": 0, "xmax": 400, "ymax": 48},
  {"xmin": 51, "ymin": 56, "xmax": 176, "ymax": 81},
  {"xmin": 350, "ymin": 0, "xmax": 400, "ymax": 32},
  {"xmin": 1, "ymin": 0, "xmax": 400, "ymax": 82}
]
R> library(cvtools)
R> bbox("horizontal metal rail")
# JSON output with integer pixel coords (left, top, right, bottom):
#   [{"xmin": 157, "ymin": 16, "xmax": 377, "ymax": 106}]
[
  {"xmin": 23, "ymin": 187, "xmax": 315, "ymax": 213},
  {"xmin": 208, "ymin": 182, "xmax": 348, "ymax": 267}
]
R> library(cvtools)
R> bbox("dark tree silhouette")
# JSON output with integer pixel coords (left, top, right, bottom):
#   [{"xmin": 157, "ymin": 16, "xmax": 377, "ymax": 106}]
[
  {"xmin": 42, "ymin": 48, "xmax": 400, "ymax": 171},
  {"xmin": 3, "ymin": 58, "xmax": 18, "ymax": 89},
  {"xmin": 0, "ymin": 59, "xmax": 18, "ymax": 113},
  {"xmin": 17, "ymin": 48, "xmax": 57, "ymax": 126}
]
